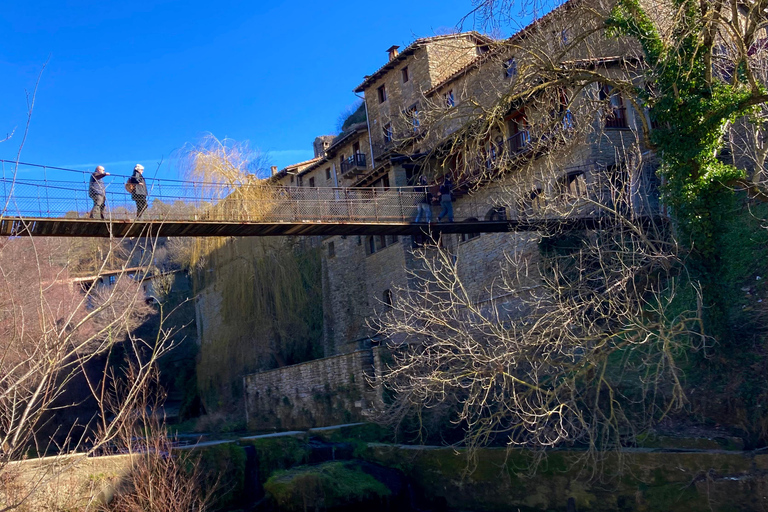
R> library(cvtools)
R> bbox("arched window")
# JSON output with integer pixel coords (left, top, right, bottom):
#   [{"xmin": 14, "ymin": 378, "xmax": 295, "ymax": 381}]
[{"xmin": 383, "ymin": 289, "xmax": 393, "ymax": 308}]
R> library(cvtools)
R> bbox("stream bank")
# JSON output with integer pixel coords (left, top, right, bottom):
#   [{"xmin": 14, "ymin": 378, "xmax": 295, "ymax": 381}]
[{"xmin": 13, "ymin": 423, "xmax": 768, "ymax": 511}]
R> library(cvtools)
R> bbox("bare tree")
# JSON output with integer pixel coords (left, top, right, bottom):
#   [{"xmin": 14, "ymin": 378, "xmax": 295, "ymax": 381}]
[
  {"xmin": 375, "ymin": 0, "xmax": 768, "ymax": 458},
  {"xmin": 0, "ymin": 232, "xmax": 181, "ymax": 510}
]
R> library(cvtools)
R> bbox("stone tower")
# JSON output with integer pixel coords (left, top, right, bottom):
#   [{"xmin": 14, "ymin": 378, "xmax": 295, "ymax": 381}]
[{"xmin": 313, "ymin": 135, "xmax": 335, "ymax": 158}]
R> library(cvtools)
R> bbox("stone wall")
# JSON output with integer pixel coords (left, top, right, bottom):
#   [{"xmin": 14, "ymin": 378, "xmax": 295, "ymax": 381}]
[{"xmin": 243, "ymin": 348, "xmax": 382, "ymax": 431}]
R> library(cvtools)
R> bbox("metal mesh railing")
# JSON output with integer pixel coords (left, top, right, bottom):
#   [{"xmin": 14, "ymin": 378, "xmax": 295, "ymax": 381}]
[{"xmin": 0, "ymin": 161, "xmax": 650, "ymax": 225}]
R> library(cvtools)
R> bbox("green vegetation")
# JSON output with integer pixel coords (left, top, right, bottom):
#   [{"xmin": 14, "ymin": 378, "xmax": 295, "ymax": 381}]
[
  {"xmin": 240, "ymin": 436, "xmax": 311, "ymax": 484},
  {"xmin": 264, "ymin": 461, "xmax": 391, "ymax": 512},
  {"xmin": 192, "ymin": 237, "xmax": 323, "ymax": 413},
  {"xmin": 339, "ymin": 101, "xmax": 367, "ymax": 133},
  {"xmin": 608, "ymin": 0, "xmax": 768, "ymax": 335},
  {"xmin": 186, "ymin": 442, "xmax": 247, "ymax": 509}
]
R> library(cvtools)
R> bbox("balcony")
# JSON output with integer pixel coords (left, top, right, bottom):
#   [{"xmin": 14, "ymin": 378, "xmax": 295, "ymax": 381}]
[
  {"xmin": 340, "ymin": 153, "xmax": 367, "ymax": 177},
  {"xmin": 508, "ymin": 130, "xmax": 532, "ymax": 154},
  {"xmin": 605, "ymin": 107, "xmax": 628, "ymax": 129}
]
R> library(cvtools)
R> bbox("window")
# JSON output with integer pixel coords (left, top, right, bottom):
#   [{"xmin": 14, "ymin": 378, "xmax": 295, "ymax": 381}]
[
  {"xmin": 387, "ymin": 235, "xmax": 398, "ymax": 245},
  {"xmin": 378, "ymin": 235, "xmax": 387, "ymax": 250},
  {"xmin": 551, "ymin": 88, "xmax": 574, "ymax": 131},
  {"xmin": 290, "ymin": 175, "xmax": 294, "ymax": 183},
  {"xmin": 444, "ymin": 89, "xmax": 455, "ymax": 107},
  {"xmin": 557, "ymin": 172, "xmax": 588, "ymax": 201},
  {"xmin": 599, "ymin": 84, "xmax": 628, "ymax": 129},
  {"xmin": 401, "ymin": 67, "xmax": 409, "ymax": 83},
  {"xmin": 527, "ymin": 188, "xmax": 545, "ymax": 216},
  {"xmin": 561, "ymin": 29, "xmax": 569, "ymax": 46},
  {"xmin": 378, "ymin": 84, "xmax": 387, "ymax": 103},
  {"xmin": 353, "ymin": 141, "xmax": 360, "ymax": 154},
  {"xmin": 383, "ymin": 123, "xmax": 393, "ymax": 143},
  {"xmin": 327, "ymin": 241, "xmax": 335, "ymax": 258},
  {"xmin": 108, "ymin": 275, "xmax": 117, "ymax": 285},
  {"xmin": 508, "ymin": 111, "xmax": 530, "ymax": 153},
  {"xmin": 368, "ymin": 236, "xmax": 376, "ymax": 255},
  {"xmin": 309, "ymin": 177, "xmax": 315, "ymax": 187},
  {"xmin": 504, "ymin": 57, "xmax": 517, "ymax": 78},
  {"xmin": 325, "ymin": 168, "xmax": 331, "ymax": 180},
  {"xmin": 407, "ymin": 104, "xmax": 420, "ymax": 132}
]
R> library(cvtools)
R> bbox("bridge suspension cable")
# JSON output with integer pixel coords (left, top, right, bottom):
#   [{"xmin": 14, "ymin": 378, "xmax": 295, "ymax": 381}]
[{"xmin": 0, "ymin": 161, "xmax": 631, "ymax": 238}]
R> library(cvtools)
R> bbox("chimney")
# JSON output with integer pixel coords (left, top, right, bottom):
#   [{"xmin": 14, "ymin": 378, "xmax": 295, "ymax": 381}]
[
  {"xmin": 270, "ymin": 166, "xmax": 278, "ymax": 176},
  {"xmin": 387, "ymin": 45, "xmax": 400, "ymax": 62}
]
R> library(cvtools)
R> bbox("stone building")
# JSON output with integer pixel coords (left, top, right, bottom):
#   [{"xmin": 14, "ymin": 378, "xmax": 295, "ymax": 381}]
[
  {"xmin": 196, "ymin": 0, "xmax": 683, "ymax": 427},
  {"xmin": 261, "ymin": 0, "xmax": 663, "ymax": 357}
]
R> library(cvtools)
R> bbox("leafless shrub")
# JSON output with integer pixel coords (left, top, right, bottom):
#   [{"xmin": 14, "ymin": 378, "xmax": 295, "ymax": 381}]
[
  {"xmin": 0, "ymin": 232, "xmax": 180, "ymax": 510},
  {"xmin": 376, "ymin": 169, "xmax": 704, "ymax": 467},
  {"xmin": 99, "ymin": 367, "xmax": 216, "ymax": 512},
  {"xmin": 372, "ymin": 0, "xmax": 768, "ymax": 463}
]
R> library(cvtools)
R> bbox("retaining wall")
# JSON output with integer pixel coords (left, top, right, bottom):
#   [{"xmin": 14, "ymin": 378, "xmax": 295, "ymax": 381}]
[{"xmin": 243, "ymin": 348, "xmax": 382, "ymax": 431}]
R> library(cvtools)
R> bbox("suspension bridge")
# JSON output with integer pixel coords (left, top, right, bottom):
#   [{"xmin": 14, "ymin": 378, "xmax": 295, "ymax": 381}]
[{"xmin": 0, "ymin": 161, "xmax": 618, "ymax": 238}]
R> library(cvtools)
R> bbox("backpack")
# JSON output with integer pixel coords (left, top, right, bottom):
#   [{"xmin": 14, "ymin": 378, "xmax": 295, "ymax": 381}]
[{"xmin": 125, "ymin": 179, "xmax": 136, "ymax": 194}]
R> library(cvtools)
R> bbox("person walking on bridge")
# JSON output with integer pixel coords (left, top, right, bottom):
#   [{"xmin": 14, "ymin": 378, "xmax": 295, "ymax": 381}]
[
  {"xmin": 88, "ymin": 165, "xmax": 109, "ymax": 219},
  {"xmin": 437, "ymin": 177, "xmax": 454, "ymax": 222},
  {"xmin": 128, "ymin": 164, "xmax": 148, "ymax": 218},
  {"xmin": 414, "ymin": 176, "xmax": 432, "ymax": 223}
]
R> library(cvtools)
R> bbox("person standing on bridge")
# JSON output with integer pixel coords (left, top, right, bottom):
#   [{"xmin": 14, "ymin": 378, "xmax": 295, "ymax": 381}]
[
  {"xmin": 414, "ymin": 176, "xmax": 432, "ymax": 223},
  {"xmin": 88, "ymin": 165, "xmax": 109, "ymax": 219},
  {"xmin": 437, "ymin": 177, "xmax": 454, "ymax": 222},
  {"xmin": 128, "ymin": 164, "xmax": 148, "ymax": 218}
]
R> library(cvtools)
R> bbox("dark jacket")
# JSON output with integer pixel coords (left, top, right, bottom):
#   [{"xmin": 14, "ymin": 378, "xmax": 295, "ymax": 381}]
[
  {"xmin": 439, "ymin": 181, "xmax": 452, "ymax": 201},
  {"xmin": 89, "ymin": 172, "xmax": 106, "ymax": 196},
  {"xmin": 415, "ymin": 185, "xmax": 432, "ymax": 204},
  {"xmin": 129, "ymin": 171, "xmax": 147, "ymax": 197}
]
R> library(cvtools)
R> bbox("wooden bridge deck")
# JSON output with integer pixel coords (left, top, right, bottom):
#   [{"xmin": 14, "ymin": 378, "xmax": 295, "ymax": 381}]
[{"xmin": 0, "ymin": 216, "xmax": 617, "ymax": 238}]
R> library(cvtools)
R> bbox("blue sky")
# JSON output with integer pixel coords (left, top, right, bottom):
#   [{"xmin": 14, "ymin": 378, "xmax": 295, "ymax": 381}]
[{"xmin": 0, "ymin": 0, "xmax": 493, "ymax": 180}]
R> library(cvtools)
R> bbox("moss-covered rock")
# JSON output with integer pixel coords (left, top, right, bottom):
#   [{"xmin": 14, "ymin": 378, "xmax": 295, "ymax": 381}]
[
  {"xmin": 239, "ymin": 436, "xmax": 311, "ymax": 484},
  {"xmin": 264, "ymin": 460, "xmax": 399, "ymax": 512}
]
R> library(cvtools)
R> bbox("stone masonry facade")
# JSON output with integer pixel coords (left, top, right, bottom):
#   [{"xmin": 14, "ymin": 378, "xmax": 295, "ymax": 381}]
[
  {"xmin": 233, "ymin": 0, "xmax": 676, "ymax": 429},
  {"xmin": 243, "ymin": 348, "xmax": 383, "ymax": 431}
]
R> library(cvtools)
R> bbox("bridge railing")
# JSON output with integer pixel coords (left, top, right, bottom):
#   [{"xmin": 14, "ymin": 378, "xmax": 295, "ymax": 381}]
[
  {"xmin": 0, "ymin": 176, "xmax": 453, "ymax": 223},
  {"xmin": 0, "ymin": 161, "xmax": 656, "ymax": 225}
]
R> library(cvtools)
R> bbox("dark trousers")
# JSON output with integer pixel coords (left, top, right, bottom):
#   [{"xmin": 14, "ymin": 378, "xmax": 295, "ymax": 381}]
[
  {"xmin": 89, "ymin": 193, "xmax": 106, "ymax": 219},
  {"xmin": 134, "ymin": 196, "xmax": 147, "ymax": 218}
]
